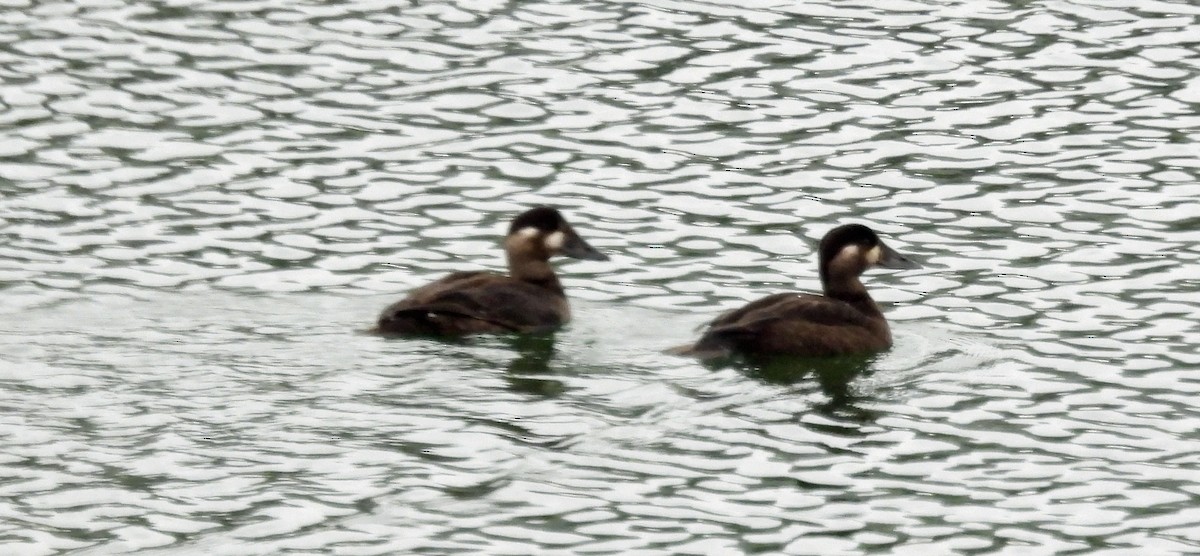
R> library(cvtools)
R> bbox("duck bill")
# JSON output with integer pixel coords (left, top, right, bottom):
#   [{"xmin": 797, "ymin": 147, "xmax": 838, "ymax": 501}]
[
  {"xmin": 876, "ymin": 242, "xmax": 919, "ymax": 269},
  {"xmin": 560, "ymin": 229, "xmax": 609, "ymax": 261}
]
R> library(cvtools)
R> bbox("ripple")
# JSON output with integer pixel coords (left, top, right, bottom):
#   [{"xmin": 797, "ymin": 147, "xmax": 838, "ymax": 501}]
[{"xmin": 2, "ymin": 0, "xmax": 1200, "ymax": 554}]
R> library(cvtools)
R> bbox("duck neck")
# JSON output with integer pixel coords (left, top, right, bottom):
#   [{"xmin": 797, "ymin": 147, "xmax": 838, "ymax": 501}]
[
  {"xmin": 820, "ymin": 269, "xmax": 881, "ymax": 316},
  {"xmin": 507, "ymin": 255, "xmax": 564, "ymax": 294}
]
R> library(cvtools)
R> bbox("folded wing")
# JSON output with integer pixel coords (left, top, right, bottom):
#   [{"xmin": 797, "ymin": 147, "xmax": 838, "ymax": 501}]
[
  {"xmin": 689, "ymin": 293, "xmax": 886, "ymax": 357},
  {"xmin": 375, "ymin": 272, "xmax": 567, "ymax": 335}
]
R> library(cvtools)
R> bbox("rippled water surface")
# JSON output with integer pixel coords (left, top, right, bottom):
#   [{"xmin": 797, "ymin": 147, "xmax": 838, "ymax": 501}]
[{"xmin": 3, "ymin": 0, "xmax": 1200, "ymax": 554}]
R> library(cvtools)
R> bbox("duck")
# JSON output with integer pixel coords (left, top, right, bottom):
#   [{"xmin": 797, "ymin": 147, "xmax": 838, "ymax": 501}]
[
  {"xmin": 673, "ymin": 223, "xmax": 919, "ymax": 358},
  {"xmin": 373, "ymin": 206, "xmax": 608, "ymax": 336}
]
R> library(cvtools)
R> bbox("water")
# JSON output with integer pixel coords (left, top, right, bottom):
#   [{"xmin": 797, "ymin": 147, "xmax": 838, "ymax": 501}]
[{"xmin": 2, "ymin": 0, "xmax": 1199, "ymax": 553}]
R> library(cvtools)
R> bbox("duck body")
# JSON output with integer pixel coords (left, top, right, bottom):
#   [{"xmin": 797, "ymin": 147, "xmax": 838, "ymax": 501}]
[
  {"xmin": 688, "ymin": 291, "xmax": 892, "ymax": 357},
  {"xmin": 374, "ymin": 207, "xmax": 607, "ymax": 337},
  {"xmin": 375, "ymin": 271, "xmax": 570, "ymax": 335},
  {"xmin": 677, "ymin": 223, "xmax": 918, "ymax": 359}
]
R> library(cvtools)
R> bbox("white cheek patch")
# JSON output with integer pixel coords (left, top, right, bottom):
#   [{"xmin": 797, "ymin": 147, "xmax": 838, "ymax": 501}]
[
  {"xmin": 836, "ymin": 244, "xmax": 861, "ymax": 263},
  {"xmin": 866, "ymin": 245, "xmax": 882, "ymax": 265},
  {"xmin": 516, "ymin": 227, "xmax": 541, "ymax": 239},
  {"xmin": 544, "ymin": 231, "xmax": 565, "ymax": 250}
]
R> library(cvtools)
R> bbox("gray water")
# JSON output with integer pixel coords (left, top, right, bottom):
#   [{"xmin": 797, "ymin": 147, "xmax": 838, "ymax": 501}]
[{"xmin": 2, "ymin": 0, "xmax": 1199, "ymax": 554}]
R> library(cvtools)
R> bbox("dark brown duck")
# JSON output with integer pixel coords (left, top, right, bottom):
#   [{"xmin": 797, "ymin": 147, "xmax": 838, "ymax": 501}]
[
  {"xmin": 373, "ymin": 207, "xmax": 608, "ymax": 336},
  {"xmin": 674, "ymin": 223, "xmax": 919, "ymax": 358}
]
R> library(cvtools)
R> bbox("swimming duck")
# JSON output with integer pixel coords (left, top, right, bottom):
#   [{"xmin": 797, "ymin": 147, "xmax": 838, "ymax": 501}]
[
  {"xmin": 373, "ymin": 207, "xmax": 608, "ymax": 336},
  {"xmin": 674, "ymin": 223, "xmax": 919, "ymax": 358}
]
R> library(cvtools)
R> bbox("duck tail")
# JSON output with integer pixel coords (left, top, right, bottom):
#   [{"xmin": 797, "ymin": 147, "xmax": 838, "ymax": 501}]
[
  {"xmin": 664, "ymin": 343, "xmax": 698, "ymax": 356},
  {"xmin": 664, "ymin": 341, "xmax": 730, "ymax": 360}
]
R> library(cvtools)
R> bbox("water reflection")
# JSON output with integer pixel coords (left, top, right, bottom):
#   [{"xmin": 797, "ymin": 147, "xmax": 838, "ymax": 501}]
[
  {"xmin": 708, "ymin": 352, "xmax": 879, "ymax": 415},
  {"xmin": 375, "ymin": 328, "xmax": 565, "ymax": 396},
  {"xmin": 501, "ymin": 333, "xmax": 562, "ymax": 397}
]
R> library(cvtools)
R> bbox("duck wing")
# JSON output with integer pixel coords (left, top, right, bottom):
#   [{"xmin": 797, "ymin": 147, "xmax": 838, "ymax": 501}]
[
  {"xmin": 703, "ymin": 292, "xmax": 816, "ymax": 329},
  {"xmin": 690, "ymin": 293, "xmax": 886, "ymax": 357},
  {"xmin": 376, "ymin": 272, "xmax": 567, "ymax": 335}
]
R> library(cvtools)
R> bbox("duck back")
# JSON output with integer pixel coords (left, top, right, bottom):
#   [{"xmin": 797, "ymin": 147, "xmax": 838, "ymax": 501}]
[
  {"xmin": 375, "ymin": 272, "xmax": 569, "ymax": 336},
  {"xmin": 681, "ymin": 292, "xmax": 891, "ymax": 358}
]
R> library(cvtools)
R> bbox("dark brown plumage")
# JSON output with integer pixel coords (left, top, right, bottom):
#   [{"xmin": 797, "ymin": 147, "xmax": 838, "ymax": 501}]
[
  {"xmin": 373, "ymin": 207, "xmax": 608, "ymax": 336},
  {"xmin": 675, "ymin": 223, "xmax": 919, "ymax": 358}
]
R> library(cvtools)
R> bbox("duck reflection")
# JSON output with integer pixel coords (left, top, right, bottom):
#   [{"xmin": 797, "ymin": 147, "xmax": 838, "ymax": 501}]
[
  {"xmin": 500, "ymin": 332, "xmax": 563, "ymax": 397},
  {"xmin": 711, "ymin": 352, "xmax": 879, "ymax": 415}
]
